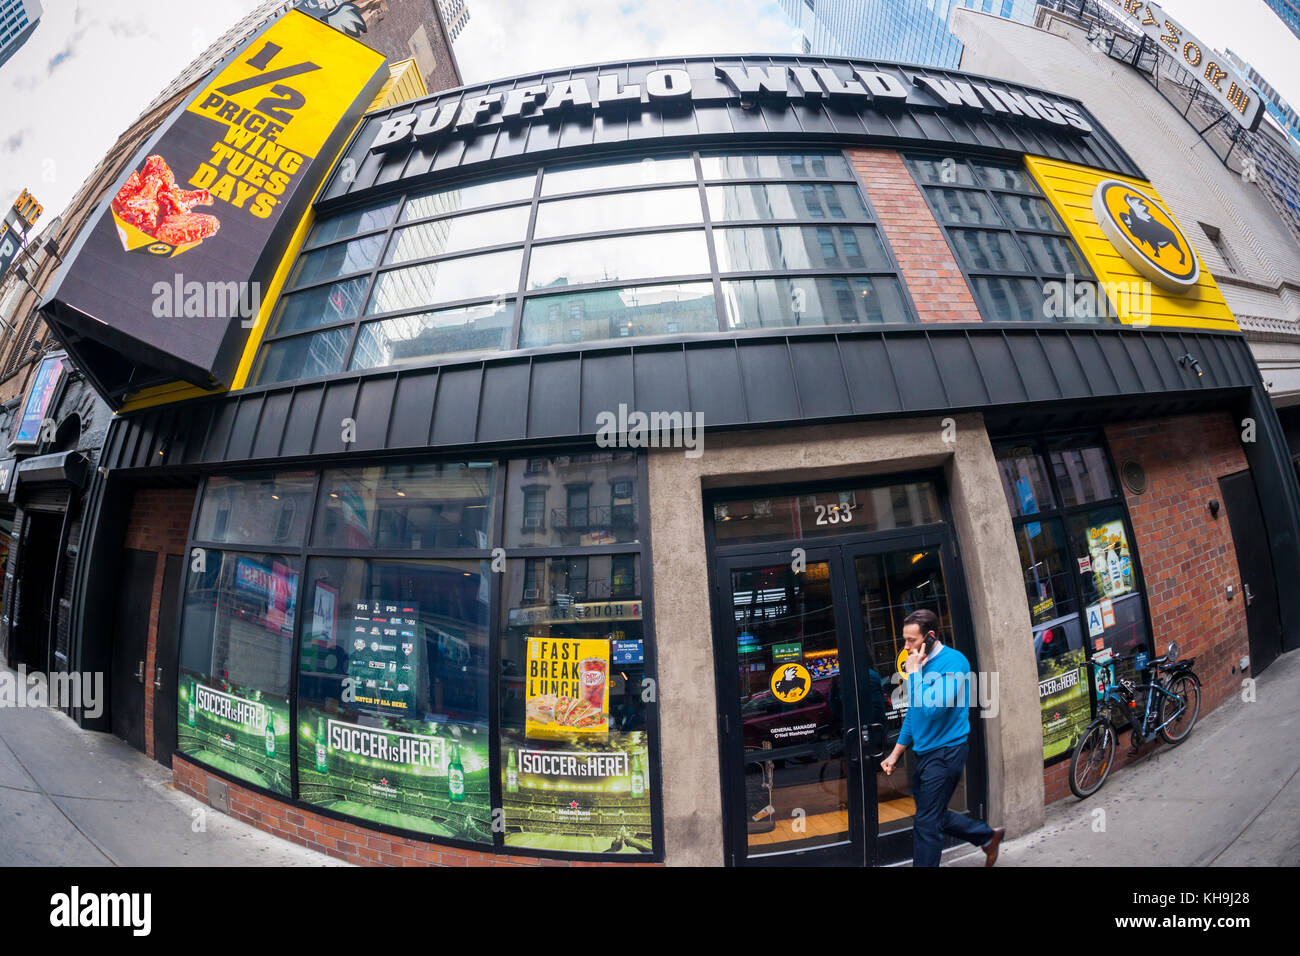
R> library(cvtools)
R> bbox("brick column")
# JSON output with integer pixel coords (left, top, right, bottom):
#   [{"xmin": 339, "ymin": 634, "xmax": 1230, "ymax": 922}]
[{"xmin": 847, "ymin": 148, "xmax": 982, "ymax": 324}]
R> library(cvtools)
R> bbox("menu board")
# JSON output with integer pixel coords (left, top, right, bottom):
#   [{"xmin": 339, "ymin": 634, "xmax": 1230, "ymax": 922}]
[
  {"xmin": 502, "ymin": 729, "xmax": 653, "ymax": 854},
  {"xmin": 1038, "ymin": 648, "xmax": 1091, "ymax": 761},
  {"xmin": 346, "ymin": 600, "xmax": 419, "ymax": 716},
  {"xmin": 177, "ymin": 669, "xmax": 291, "ymax": 795},
  {"xmin": 298, "ymin": 705, "xmax": 491, "ymax": 842},
  {"xmin": 524, "ymin": 636, "xmax": 610, "ymax": 738}
]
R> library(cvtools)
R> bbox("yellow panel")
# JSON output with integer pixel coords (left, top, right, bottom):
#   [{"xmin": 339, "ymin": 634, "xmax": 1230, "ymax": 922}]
[
  {"xmin": 1024, "ymin": 155, "xmax": 1238, "ymax": 331},
  {"xmin": 367, "ymin": 58, "xmax": 429, "ymax": 112}
]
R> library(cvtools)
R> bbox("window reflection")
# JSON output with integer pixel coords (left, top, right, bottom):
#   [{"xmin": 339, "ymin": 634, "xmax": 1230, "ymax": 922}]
[
  {"xmin": 527, "ymin": 231, "xmax": 710, "ymax": 289},
  {"xmin": 714, "ymin": 225, "xmax": 890, "ymax": 272},
  {"xmin": 971, "ymin": 277, "xmax": 1044, "ymax": 322},
  {"xmin": 707, "ymin": 183, "xmax": 869, "ymax": 221},
  {"xmin": 721, "ymin": 275, "xmax": 911, "ymax": 328},
  {"xmin": 386, "ymin": 205, "xmax": 530, "ymax": 264},
  {"xmin": 253, "ymin": 328, "xmax": 350, "ymax": 384},
  {"xmin": 288, "ymin": 235, "xmax": 383, "ymax": 288},
  {"xmin": 351, "ymin": 302, "xmax": 513, "ymax": 369},
  {"xmin": 504, "ymin": 452, "xmax": 640, "ymax": 549},
  {"xmin": 533, "ymin": 187, "xmax": 703, "ymax": 239},
  {"xmin": 196, "ymin": 472, "xmax": 315, "ymax": 547},
  {"xmin": 402, "ymin": 172, "xmax": 536, "ymax": 221},
  {"xmin": 368, "ymin": 249, "xmax": 524, "ymax": 314},
  {"xmin": 949, "ymin": 229, "xmax": 1029, "ymax": 272},
  {"xmin": 700, "ymin": 151, "xmax": 851, "ymax": 180},
  {"xmin": 306, "ymin": 198, "xmax": 399, "ymax": 248},
  {"xmin": 270, "ymin": 277, "xmax": 368, "ymax": 335},
  {"xmin": 541, "ymin": 154, "xmax": 694, "ymax": 196},
  {"xmin": 521, "ymin": 282, "xmax": 716, "ymax": 347}
]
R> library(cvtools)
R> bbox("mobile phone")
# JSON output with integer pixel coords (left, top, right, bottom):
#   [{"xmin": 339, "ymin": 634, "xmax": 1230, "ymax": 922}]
[{"xmin": 923, "ymin": 631, "xmax": 937, "ymax": 654}]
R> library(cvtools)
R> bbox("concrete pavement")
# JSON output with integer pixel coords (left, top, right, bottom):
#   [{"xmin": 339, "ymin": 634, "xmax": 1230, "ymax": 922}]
[
  {"xmin": 0, "ymin": 668, "xmax": 343, "ymax": 866},
  {"xmin": 949, "ymin": 648, "xmax": 1300, "ymax": 866}
]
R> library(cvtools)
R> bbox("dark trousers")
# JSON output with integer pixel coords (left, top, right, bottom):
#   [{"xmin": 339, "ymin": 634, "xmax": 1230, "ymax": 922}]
[{"xmin": 909, "ymin": 741, "xmax": 994, "ymax": 867}]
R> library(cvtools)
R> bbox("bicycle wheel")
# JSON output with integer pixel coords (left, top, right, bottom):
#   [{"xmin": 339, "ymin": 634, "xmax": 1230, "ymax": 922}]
[
  {"xmin": 1158, "ymin": 672, "xmax": 1201, "ymax": 745},
  {"xmin": 1069, "ymin": 719, "xmax": 1115, "ymax": 799}
]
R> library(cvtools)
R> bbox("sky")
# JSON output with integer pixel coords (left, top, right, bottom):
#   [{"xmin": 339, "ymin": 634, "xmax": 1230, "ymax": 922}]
[{"xmin": 1, "ymin": 0, "xmax": 1297, "ymax": 237}]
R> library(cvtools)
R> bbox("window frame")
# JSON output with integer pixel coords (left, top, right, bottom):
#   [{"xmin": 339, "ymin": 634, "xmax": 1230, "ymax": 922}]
[
  {"xmin": 177, "ymin": 448, "xmax": 663, "ymax": 863},
  {"xmin": 904, "ymin": 153, "xmax": 1108, "ymax": 325},
  {"xmin": 252, "ymin": 147, "xmax": 919, "ymax": 384}
]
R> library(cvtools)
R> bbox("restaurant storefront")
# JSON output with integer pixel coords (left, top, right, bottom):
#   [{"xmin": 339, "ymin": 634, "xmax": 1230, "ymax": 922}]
[{"xmin": 31, "ymin": 46, "xmax": 1300, "ymax": 865}]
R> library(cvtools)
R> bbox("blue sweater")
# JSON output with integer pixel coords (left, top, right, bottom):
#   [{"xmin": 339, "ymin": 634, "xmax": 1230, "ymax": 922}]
[{"xmin": 897, "ymin": 645, "xmax": 974, "ymax": 754}]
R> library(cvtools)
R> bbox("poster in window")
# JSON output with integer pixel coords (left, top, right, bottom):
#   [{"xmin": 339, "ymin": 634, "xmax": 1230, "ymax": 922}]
[
  {"xmin": 1085, "ymin": 519, "xmax": 1134, "ymax": 600},
  {"xmin": 177, "ymin": 669, "xmax": 292, "ymax": 795},
  {"xmin": 1038, "ymin": 647, "xmax": 1091, "ymax": 761},
  {"xmin": 524, "ymin": 636, "xmax": 610, "ymax": 738},
  {"xmin": 346, "ymin": 599, "xmax": 420, "ymax": 716},
  {"xmin": 297, "ymin": 705, "xmax": 491, "ymax": 842}
]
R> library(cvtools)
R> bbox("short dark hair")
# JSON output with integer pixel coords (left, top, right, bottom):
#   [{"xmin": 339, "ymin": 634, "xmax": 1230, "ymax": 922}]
[{"xmin": 904, "ymin": 609, "xmax": 939, "ymax": 636}]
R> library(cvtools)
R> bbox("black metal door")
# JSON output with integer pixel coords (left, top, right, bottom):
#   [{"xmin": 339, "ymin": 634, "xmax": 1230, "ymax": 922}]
[
  {"xmin": 1219, "ymin": 470, "xmax": 1283, "ymax": 675},
  {"xmin": 152, "ymin": 554, "xmax": 183, "ymax": 767},
  {"xmin": 111, "ymin": 549, "xmax": 154, "ymax": 752}
]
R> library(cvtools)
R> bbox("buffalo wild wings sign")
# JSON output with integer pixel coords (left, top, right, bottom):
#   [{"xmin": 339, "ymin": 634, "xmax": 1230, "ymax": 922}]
[
  {"xmin": 39, "ymin": 10, "xmax": 386, "ymax": 405},
  {"xmin": 365, "ymin": 60, "xmax": 1096, "ymax": 153}
]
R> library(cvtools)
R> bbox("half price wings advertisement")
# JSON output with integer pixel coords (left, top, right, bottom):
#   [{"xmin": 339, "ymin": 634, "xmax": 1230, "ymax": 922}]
[
  {"xmin": 525, "ymin": 637, "xmax": 611, "ymax": 738},
  {"xmin": 40, "ymin": 10, "xmax": 387, "ymax": 397}
]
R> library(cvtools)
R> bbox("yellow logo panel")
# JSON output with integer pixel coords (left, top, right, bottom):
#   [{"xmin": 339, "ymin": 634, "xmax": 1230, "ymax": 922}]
[
  {"xmin": 1024, "ymin": 155, "xmax": 1236, "ymax": 331},
  {"xmin": 771, "ymin": 663, "xmax": 812, "ymax": 704}
]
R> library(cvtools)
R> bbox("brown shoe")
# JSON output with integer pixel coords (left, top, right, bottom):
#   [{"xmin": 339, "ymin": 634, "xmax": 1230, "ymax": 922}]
[{"xmin": 982, "ymin": 827, "xmax": 1006, "ymax": 867}]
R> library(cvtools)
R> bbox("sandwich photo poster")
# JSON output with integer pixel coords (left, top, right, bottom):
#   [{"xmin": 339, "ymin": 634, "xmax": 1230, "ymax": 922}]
[{"xmin": 505, "ymin": 636, "xmax": 654, "ymax": 854}]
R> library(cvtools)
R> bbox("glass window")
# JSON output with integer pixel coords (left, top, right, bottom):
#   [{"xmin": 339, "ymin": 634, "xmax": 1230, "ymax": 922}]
[
  {"xmin": 970, "ymin": 277, "xmax": 1047, "ymax": 323},
  {"xmin": 520, "ymin": 282, "xmax": 717, "ymax": 347},
  {"xmin": 351, "ymin": 302, "xmax": 513, "ymax": 370},
  {"xmin": 541, "ymin": 154, "xmax": 694, "ymax": 196},
  {"xmin": 699, "ymin": 150, "xmax": 851, "ymax": 179},
  {"xmin": 706, "ymin": 183, "xmax": 870, "ymax": 221},
  {"xmin": 972, "ymin": 161, "xmax": 1038, "ymax": 193},
  {"xmin": 992, "ymin": 194, "xmax": 1063, "ymax": 233},
  {"xmin": 948, "ymin": 228, "xmax": 1029, "ymax": 272},
  {"xmin": 1013, "ymin": 518, "xmax": 1077, "ymax": 625},
  {"xmin": 385, "ymin": 205, "xmax": 531, "ymax": 264},
  {"xmin": 177, "ymin": 550, "xmax": 299, "ymax": 795},
  {"xmin": 402, "ymin": 172, "xmax": 536, "ymax": 221},
  {"xmin": 1018, "ymin": 234, "xmax": 1092, "ymax": 277},
  {"xmin": 925, "ymin": 189, "xmax": 1003, "ymax": 226},
  {"xmin": 1049, "ymin": 442, "xmax": 1117, "ymax": 507},
  {"xmin": 367, "ymin": 249, "xmax": 524, "ymax": 314},
  {"xmin": 527, "ymin": 231, "xmax": 709, "ymax": 289},
  {"xmin": 721, "ymin": 275, "xmax": 911, "ymax": 329},
  {"xmin": 296, "ymin": 556, "xmax": 492, "ymax": 841},
  {"xmin": 906, "ymin": 156, "xmax": 978, "ymax": 186},
  {"xmin": 712, "ymin": 482, "xmax": 940, "ymax": 546},
  {"xmin": 306, "ymin": 198, "xmax": 400, "ymax": 248},
  {"xmin": 252, "ymin": 327, "xmax": 350, "ymax": 384},
  {"xmin": 312, "ymin": 462, "xmax": 495, "ymax": 550},
  {"xmin": 533, "ymin": 187, "xmax": 703, "ymax": 239},
  {"xmin": 995, "ymin": 445, "xmax": 1056, "ymax": 517},
  {"xmin": 288, "ymin": 235, "xmax": 383, "ymax": 288},
  {"xmin": 269, "ymin": 277, "xmax": 369, "ymax": 335},
  {"xmin": 505, "ymin": 452, "xmax": 640, "ymax": 548},
  {"xmin": 498, "ymin": 553, "xmax": 652, "ymax": 854},
  {"xmin": 195, "ymin": 472, "xmax": 315, "ymax": 547},
  {"xmin": 713, "ymin": 225, "xmax": 891, "ymax": 272}
]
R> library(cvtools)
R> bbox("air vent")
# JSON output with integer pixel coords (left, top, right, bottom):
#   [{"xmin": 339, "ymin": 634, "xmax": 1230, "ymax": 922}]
[{"xmin": 1121, "ymin": 459, "xmax": 1147, "ymax": 495}]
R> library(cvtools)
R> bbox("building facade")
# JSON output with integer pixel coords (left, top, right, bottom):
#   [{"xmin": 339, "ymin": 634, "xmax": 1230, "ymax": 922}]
[
  {"xmin": 0, "ymin": 0, "xmax": 40, "ymax": 71},
  {"xmin": 1263, "ymin": 0, "xmax": 1300, "ymax": 43},
  {"xmin": 777, "ymin": 0, "xmax": 1038, "ymax": 67},
  {"xmin": 13, "ymin": 49, "xmax": 1300, "ymax": 868}
]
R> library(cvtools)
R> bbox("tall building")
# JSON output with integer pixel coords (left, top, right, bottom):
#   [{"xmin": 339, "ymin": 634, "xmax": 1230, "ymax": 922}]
[
  {"xmin": 777, "ymin": 0, "xmax": 1038, "ymax": 68},
  {"xmin": 1262, "ymin": 0, "xmax": 1300, "ymax": 42},
  {"xmin": 0, "ymin": 0, "xmax": 40, "ymax": 70},
  {"xmin": 437, "ymin": 0, "xmax": 471, "ymax": 42},
  {"xmin": 1223, "ymin": 49, "xmax": 1300, "ymax": 155}
]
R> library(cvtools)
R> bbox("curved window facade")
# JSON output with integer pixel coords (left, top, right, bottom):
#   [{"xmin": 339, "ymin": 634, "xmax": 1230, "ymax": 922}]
[
  {"xmin": 176, "ymin": 452, "xmax": 658, "ymax": 859},
  {"xmin": 905, "ymin": 154, "xmax": 1102, "ymax": 324},
  {"xmin": 251, "ymin": 150, "xmax": 916, "ymax": 385}
]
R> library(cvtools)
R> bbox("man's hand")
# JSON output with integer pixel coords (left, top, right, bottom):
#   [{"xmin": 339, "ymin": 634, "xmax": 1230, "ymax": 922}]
[
  {"xmin": 905, "ymin": 648, "xmax": 924, "ymax": 675},
  {"xmin": 881, "ymin": 753, "xmax": 897, "ymax": 775}
]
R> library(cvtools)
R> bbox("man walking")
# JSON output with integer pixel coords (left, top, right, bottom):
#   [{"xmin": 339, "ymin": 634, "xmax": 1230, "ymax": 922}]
[{"xmin": 880, "ymin": 609, "xmax": 1005, "ymax": 867}]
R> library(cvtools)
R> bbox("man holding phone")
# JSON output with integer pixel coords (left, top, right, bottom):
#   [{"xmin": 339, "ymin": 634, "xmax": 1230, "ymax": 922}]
[{"xmin": 880, "ymin": 609, "xmax": 1005, "ymax": 867}]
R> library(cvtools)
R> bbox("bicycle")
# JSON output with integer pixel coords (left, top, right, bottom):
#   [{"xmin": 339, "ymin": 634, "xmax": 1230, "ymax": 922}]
[{"xmin": 1068, "ymin": 640, "xmax": 1201, "ymax": 799}]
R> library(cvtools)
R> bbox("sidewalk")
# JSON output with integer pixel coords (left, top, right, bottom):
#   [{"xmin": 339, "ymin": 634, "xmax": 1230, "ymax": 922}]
[
  {"xmin": 949, "ymin": 648, "xmax": 1300, "ymax": 866},
  {"xmin": 0, "ymin": 670, "xmax": 343, "ymax": 866}
]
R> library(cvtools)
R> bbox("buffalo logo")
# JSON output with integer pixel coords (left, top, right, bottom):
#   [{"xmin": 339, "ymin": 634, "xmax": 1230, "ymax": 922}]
[
  {"xmin": 1092, "ymin": 179, "xmax": 1199, "ymax": 293},
  {"xmin": 770, "ymin": 663, "xmax": 811, "ymax": 704}
]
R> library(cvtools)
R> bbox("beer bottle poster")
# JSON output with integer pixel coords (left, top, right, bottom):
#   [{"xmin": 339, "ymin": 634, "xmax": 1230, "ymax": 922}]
[
  {"xmin": 502, "ymin": 728, "xmax": 653, "ymax": 854},
  {"xmin": 297, "ymin": 704, "xmax": 492, "ymax": 843},
  {"xmin": 177, "ymin": 668, "xmax": 292, "ymax": 795},
  {"xmin": 1037, "ymin": 647, "xmax": 1091, "ymax": 761},
  {"xmin": 525, "ymin": 637, "xmax": 610, "ymax": 738}
]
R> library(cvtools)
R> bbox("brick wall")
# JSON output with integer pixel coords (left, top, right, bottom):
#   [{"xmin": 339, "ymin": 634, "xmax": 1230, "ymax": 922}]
[
  {"xmin": 172, "ymin": 756, "xmax": 661, "ymax": 867},
  {"xmin": 846, "ymin": 148, "xmax": 983, "ymax": 324},
  {"xmin": 1042, "ymin": 411, "xmax": 1251, "ymax": 804},
  {"xmin": 123, "ymin": 486, "xmax": 197, "ymax": 760}
]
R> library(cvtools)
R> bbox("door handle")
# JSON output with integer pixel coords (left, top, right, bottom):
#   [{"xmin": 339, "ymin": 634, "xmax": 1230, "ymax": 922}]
[
  {"xmin": 862, "ymin": 722, "xmax": 887, "ymax": 760},
  {"xmin": 135, "ymin": 660, "xmax": 144, "ymax": 683},
  {"xmin": 154, "ymin": 666, "xmax": 163, "ymax": 689},
  {"xmin": 1244, "ymin": 582, "xmax": 1255, "ymax": 606}
]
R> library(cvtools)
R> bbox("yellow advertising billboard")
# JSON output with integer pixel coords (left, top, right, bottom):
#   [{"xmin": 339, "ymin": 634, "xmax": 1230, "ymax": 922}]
[
  {"xmin": 524, "ymin": 636, "xmax": 611, "ymax": 738},
  {"xmin": 1025, "ymin": 155, "xmax": 1237, "ymax": 331}
]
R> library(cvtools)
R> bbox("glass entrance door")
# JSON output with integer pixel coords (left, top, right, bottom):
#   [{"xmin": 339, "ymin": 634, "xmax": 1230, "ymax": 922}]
[{"xmin": 713, "ymin": 511, "xmax": 979, "ymax": 866}]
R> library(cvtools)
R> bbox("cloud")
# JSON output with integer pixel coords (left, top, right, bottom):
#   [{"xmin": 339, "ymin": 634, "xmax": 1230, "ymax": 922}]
[{"xmin": 2, "ymin": 130, "xmax": 28, "ymax": 154}]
